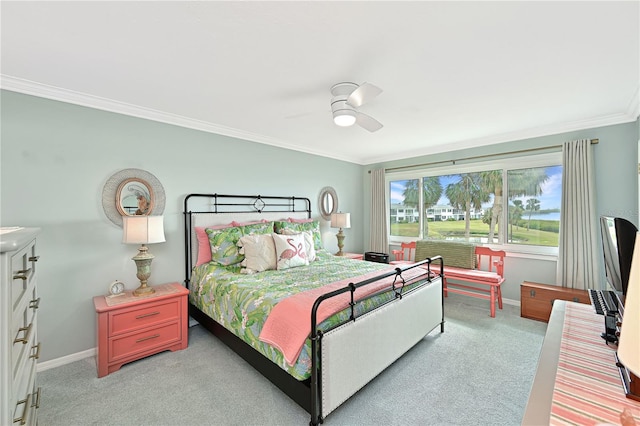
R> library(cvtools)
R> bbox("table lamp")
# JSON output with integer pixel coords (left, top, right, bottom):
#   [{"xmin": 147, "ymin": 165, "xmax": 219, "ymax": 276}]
[
  {"xmin": 617, "ymin": 232, "xmax": 640, "ymax": 401},
  {"xmin": 331, "ymin": 212, "xmax": 350, "ymax": 256},
  {"xmin": 122, "ymin": 215, "xmax": 165, "ymax": 296}
]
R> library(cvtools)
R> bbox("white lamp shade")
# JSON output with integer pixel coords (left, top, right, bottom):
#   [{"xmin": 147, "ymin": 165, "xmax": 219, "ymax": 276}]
[
  {"xmin": 618, "ymin": 232, "xmax": 640, "ymax": 376},
  {"xmin": 331, "ymin": 212, "xmax": 351, "ymax": 229},
  {"xmin": 122, "ymin": 215, "xmax": 165, "ymax": 244}
]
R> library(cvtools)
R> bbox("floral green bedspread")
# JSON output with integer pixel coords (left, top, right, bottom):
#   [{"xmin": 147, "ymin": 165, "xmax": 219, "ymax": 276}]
[{"xmin": 190, "ymin": 250, "xmax": 418, "ymax": 380}]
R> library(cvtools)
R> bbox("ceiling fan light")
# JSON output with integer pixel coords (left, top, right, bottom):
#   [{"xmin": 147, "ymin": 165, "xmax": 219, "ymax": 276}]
[{"xmin": 333, "ymin": 111, "xmax": 356, "ymax": 127}]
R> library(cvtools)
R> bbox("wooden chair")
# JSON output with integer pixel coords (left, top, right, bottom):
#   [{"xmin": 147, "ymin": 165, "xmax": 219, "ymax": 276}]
[{"xmin": 390, "ymin": 241, "xmax": 416, "ymax": 265}]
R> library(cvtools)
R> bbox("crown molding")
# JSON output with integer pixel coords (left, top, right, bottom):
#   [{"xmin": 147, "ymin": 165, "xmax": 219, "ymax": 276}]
[
  {"xmin": 0, "ymin": 75, "xmax": 360, "ymax": 164},
  {"xmin": 362, "ymin": 110, "xmax": 638, "ymax": 165},
  {"xmin": 2, "ymin": 75, "xmax": 637, "ymax": 167}
]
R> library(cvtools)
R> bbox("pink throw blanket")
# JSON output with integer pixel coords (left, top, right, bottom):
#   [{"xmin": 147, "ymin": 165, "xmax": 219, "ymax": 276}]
[{"xmin": 259, "ymin": 266, "xmax": 428, "ymax": 366}]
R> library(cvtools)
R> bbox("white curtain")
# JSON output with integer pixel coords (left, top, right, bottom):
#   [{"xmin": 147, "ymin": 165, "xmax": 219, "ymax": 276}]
[
  {"xmin": 556, "ymin": 139, "xmax": 600, "ymax": 289},
  {"xmin": 369, "ymin": 169, "xmax": 388, "ymax": 253}
]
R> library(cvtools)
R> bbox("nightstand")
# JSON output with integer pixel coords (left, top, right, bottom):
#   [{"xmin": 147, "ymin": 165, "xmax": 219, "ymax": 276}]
[
  {"xmin": 93, "ymin": 282, "xmax": 189, "ymax": 378},
  {"xmin": 341, "ymin": 252, "xmax": 364, "ymax": 260}
]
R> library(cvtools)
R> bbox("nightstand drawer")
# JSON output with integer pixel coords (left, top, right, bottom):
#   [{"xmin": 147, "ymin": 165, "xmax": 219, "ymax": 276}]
[
  {"xmin": 109, "ymin": 299, "xmax": 180, "ymax": 335},
  {"xmin": 110, "ymin": 321, "xmax": 181, "ymax": 361},
  {"xmin": 11, "ymin": 239, "xmax": 37, "ymax": 312}
]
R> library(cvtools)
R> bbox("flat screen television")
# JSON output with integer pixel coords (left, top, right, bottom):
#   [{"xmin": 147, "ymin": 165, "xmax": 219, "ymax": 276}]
[{"xmin": 600, "ymin": 216, "xmax": 638, "ymax": 297}]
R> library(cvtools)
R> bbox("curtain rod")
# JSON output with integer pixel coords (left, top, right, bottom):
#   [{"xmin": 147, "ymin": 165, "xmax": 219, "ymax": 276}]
[{"xmin": 369, "ymin": 138, "xmax": 599, "ymax": 174}]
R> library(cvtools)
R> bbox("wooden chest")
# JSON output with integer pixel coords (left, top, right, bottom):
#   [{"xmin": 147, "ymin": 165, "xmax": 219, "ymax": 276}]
[{"xmin": 520, "ymin": 281, "xmax": 590, "ymax": 322}]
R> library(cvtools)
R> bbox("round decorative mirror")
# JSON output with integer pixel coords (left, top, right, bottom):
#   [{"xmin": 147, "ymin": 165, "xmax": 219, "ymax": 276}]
[
  {"xmin": 116, "ymin": 178, "xmax": 154, "ymax": 216},
  {"xmin": 318, "ymin": 186, "xmax": 338, "ymax": 221},
  {"xmin": 102, "ymin": 168, "xmax": 165, "ymax": 227}
]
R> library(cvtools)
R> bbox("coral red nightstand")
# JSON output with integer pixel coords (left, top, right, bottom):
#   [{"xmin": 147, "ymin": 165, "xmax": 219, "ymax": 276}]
[
  {"xmin": 93, "ymin": 282, "xmax": 188, "ymax": 378},
  {"xmin": 341, "ymin": 252, "xmax": 364, "ymax": 260}
]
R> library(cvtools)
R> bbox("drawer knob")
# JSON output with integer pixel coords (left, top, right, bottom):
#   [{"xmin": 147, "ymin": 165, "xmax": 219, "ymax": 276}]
[
  {"xmin": 14, "ymin": 323, "xmax": 33, "ymax": 345},
  {"xmin": 136, "ymin": 334, "xmax": 160, "ymax": 343},
  {"xmin": 13, "ymin": 393, "xmax": 31, "ymax": 425},
  {"xmin": 30, "ymin": 342, "xmax": 41, "ymax": 360},
  {"xmin": 136, "ymin": 311, "xmax": 160, "ymax": 320},
  {"xmin": 13, "ymin": 268, "xmax": 32, "ymax": 281},
  {"xmin": 530, "ymin": 290, "xmax": 536, "ymax": 297},
  {"xmin": 32, "ymin": 387, "xmax": 42, "ymax": 409}
]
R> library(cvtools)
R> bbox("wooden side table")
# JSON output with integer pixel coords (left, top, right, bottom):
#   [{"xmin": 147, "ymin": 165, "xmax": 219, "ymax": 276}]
[{"xmin": 93, "ymin": 282, "xmax": 189, "ymax": 378}]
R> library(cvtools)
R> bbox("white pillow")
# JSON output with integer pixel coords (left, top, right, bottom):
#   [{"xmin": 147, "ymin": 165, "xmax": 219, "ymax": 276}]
[
  {"xmin": 272, "ymin": 232, "xmax": 309, "ymax": 270},
  {"xmin": 280, "ymin": 229, "xmax": 316, "ymax": 262},
  {"xmin": 237, "ymin": 234, "xmax": 276, "ymax": 274}
]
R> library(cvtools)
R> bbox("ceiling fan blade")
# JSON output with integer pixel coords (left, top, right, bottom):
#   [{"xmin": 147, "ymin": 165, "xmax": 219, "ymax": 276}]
[
  {"xmin": 347, "ymin": 82, "xmax": 382, "ymax": 107},
  {"xmin": 355, "ymin": 112, "xmax": 383, "ymax": 132}
]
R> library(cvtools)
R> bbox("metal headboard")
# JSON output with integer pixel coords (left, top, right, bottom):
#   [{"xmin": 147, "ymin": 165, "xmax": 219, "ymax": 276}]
[{"xmin": 183, "ymin": 193, "xmax": 312, "ymax": 288}]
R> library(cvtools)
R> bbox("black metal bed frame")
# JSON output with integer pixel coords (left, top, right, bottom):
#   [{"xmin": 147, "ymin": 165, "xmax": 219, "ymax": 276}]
[{"xmin": 183, "ymin": 193, "xmax": 444, "ymax": 425}]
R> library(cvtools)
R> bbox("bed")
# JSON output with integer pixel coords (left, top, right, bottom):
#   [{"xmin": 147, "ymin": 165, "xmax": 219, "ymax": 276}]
[{"xmin": 183, "ymin": 193, "xmax": 445, "ymax": 424}]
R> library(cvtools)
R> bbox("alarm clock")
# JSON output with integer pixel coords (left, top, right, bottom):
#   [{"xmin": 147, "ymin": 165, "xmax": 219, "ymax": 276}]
[{"xmin": 108, "ymin": 280, "xmax": 126, "ymax": 297}]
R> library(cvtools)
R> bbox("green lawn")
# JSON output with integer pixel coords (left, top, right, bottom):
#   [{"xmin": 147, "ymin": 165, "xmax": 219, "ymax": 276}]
[{"xmin": 390, "ymin": 219, "xmax": 559, "ymax": 246}]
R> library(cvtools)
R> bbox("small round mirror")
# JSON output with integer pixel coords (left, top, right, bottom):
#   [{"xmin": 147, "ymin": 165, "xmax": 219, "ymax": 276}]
[
  {"xmin": 116, "ymin": 178, "xmax": 154, "ymax": 216},
  {"xmin": 318, "ymin": 187, "xmax": 338, "ymax": 221}
]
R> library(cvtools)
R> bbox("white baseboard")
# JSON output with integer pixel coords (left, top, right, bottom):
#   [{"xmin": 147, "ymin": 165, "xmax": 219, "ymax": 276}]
[
  {"xmin": 503, "ymin": 297, "xmax": 520, "ymax": 307},
  {"xmin": 37, "ymin": 348, "xmax": 96, "ymax": 372}
]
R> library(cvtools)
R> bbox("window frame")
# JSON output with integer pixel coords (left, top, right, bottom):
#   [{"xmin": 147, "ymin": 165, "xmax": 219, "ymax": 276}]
[{"xmin": 385, "ymin": 152, "xmax": 562, "ymax": 257}]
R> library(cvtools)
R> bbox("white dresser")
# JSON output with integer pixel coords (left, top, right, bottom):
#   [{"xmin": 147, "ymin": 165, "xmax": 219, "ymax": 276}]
[{"xmin": 0, "ymin": 228, "xmax": 41, "ymax": 426}]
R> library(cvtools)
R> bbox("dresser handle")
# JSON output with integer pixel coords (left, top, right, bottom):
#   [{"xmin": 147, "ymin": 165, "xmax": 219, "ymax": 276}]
[
  {"xmin": 136, "ymin": 334, "xmax": 160, "ymax": 343},
  {"xmin": 30, "ymin": 342, "xmax": 41, "ymax": 360},
  {"xmin": 32, "ymin": 387, "xmax": 42, "ymax": 409},
  {"xmin": 29, "ymin": 255, "xmax": 40, "ymax": 262},
  {"xmin": 530, "ymin": 290, "xmax": 536, "ymax": 297},
  {"xmin": 136, "ymin": 311, "xmax": 160, "ymax": 319},
  {"xmin": 29, "ymin": 298, "xmax": 40, "ymax": 310},
  {"xmin": 13, "ymin": 268, "xmax": 32, "ymax": 281},
  {"xmin": 14, "ymin": 323, "xmax": 32, "ymax": 345},
  {"xmin": 13, "ymin": 393, "xmax": 31, "ymax": 425}
]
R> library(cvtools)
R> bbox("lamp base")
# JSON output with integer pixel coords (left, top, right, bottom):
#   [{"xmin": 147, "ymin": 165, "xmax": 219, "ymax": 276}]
[
  {"xmin": 133, "ymin": 284, "xmax": 155, "ymax": 296},
  {"xmin": 335, "ymin": 228, "xmax": 345, "ymax": 257},
  {"xmin": 132, "ymin": 244, "xmax": 156, "ymax": 297}
]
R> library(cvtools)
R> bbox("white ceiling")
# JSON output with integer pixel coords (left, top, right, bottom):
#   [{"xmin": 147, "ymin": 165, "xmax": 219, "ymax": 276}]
[{"xmin": 1, "ymin": 1, "xmax": 638, "ymax": 165}]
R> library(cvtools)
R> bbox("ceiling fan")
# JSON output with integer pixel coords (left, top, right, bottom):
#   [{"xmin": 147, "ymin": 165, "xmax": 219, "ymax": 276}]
[{"xmin": 330, "ymin": 82, "xmax": 383, "ymax": 132}]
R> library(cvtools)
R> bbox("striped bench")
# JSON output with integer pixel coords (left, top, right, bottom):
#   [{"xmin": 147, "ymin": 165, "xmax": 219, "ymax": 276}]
[{"xmin": 415, "ymin": 241, "xmax": 506, "ymax": 317}]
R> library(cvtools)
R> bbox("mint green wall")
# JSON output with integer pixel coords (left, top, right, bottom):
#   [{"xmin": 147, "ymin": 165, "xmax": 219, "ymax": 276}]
[
  {"xmin": 363, "ymin": 120, "xmax": 639, "ymax": 302},
  {"xmin": 0, "ymin": 90, "xmax": 364, "ymax": 362},
  {"xmin": 2, "ymin": 88, "xmax": 637, "ymax": 363}
]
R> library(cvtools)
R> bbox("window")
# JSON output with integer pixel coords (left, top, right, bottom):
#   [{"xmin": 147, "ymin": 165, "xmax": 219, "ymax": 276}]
[{"xmin": 387, "ymin": 153, "xmax": 562, "ymax": 254}]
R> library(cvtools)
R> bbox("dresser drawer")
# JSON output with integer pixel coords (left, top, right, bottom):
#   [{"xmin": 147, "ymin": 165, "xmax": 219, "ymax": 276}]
[
  {"xmin": 12, "ymin": 286, "xmax": 38, "ymax": 383},
  {"xmin": 521, "ymin": 281, "xmax": 589, "ymax": 322},
  {"xmin": 109, "ymin": 299, "xmax": 180, "ymax": 335},
  {"xmin": 109, "ymin": 321, "xmax": 181, "ymax": 362},
  {"xmin": 11, "ymin": 239, "xmax": 37, "ymax": 312}
]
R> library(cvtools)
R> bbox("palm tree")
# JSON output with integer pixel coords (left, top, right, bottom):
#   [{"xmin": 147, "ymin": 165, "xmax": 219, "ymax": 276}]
[
  {"xmin": 422, "ymin": 177, "xmax": 442, "ymax": 237},
  {"xmin": 510, "ymin": 199, "xmax": 524, "ymax": 241},
  {"xmin": 402, "ymin": 178, "xmax": 442, "ymax": 237},
  {"xmin": 525, "ymin": 198, "xmax": 541, "ymax": 230},
  {"xmin": 445, "ymin": 173, "xmax": 489, "ymax": 239},
  {"xmin": 479, "ymin": 170, "xmax": 503, "ymax": 243}
]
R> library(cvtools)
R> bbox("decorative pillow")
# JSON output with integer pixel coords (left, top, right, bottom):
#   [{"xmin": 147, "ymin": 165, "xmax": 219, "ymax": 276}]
[
  {"xmin": 237, "ymin": 221, "xmax": 274, "ymax": 236},
  {"xmin": 288, "ymin": 217, "xmax": 314, "ymax": 223},
  {"xmin": 237, "ymin": 234, "xmax": 276, "ymax": 274},
  {"xmin": 232, "ymin": 219, "xmax": 268, "ymax": 227},
  {"xmin": 274, "ymin": 220, "xmax": 323, "ymax": 250},
  {"xmin": 281, "ymin": 229, "xmax": 316, "ymax": 262},
  {"xmin": 206, "ymin": 226, "xmax": 244, "ymax": 266},
  {"xmin": 272, "ymin": 232, "xmax": 309, "ymax": 270},
  {"xmin": 195, "ymin": 224, "xmax": 233, "ymax": 266}
]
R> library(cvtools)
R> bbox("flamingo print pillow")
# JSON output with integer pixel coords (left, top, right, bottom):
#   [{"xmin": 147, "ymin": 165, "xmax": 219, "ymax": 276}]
[{"xmin": 272, "ymin": 233, "xmax": 309, "ymax": 270}]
